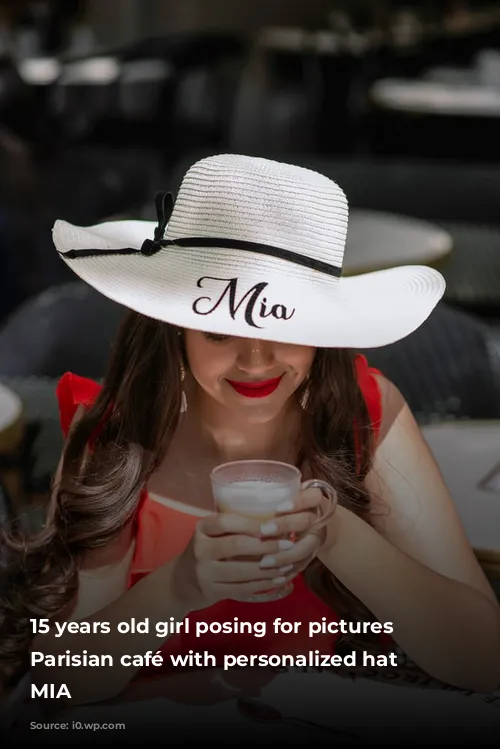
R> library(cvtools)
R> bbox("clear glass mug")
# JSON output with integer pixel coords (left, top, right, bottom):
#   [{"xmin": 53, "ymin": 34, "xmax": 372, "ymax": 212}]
[{"xmin": 210, "ymin": 460, "xmax": 337, "ymax": 602}]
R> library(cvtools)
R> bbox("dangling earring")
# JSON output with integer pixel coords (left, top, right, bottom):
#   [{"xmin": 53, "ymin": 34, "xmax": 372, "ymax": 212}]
[
  {"xmin": 300, "ymin": 387, "xmax": 310, "ymax": 410},
  {"xmin": 177, "ymin": 329, "xmax": 188, "ymax": 411},
  {"xmin": 180, "ymin": 360, "xmax": 188, "ymax": 412},
  {"xmin": 300, "ymin": 377, "xmax": 310, "ymax": 410}
]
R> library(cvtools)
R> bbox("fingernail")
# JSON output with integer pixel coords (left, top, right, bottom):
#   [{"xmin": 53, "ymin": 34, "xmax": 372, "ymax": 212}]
[
  {"xmin": 279, "ymin": 564, "xmax": 294, "ymax": 574},
  {"xmin": 276, "ymin": 500, "xmax": 294, "ymax": 513},
  {"xmin": 259, "ymin": 555, "xmax": 276, "ymax": 568},
  {"xmin": 278, "ymin": 539, "xmax": 294, "ymax": 551},
  {"xmin": 272, "ymin": 576, "xmax": 287, "ymax": 585},
  {"xmin": 261, "ymin": 522, "xmax": 278, "ymax": 535}
]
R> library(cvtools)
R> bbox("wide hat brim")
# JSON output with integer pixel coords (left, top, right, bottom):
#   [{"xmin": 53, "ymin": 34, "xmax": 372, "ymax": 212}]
[{"xmin": 52, "ymin": 218, "xmax": 445, "ymax": 349}]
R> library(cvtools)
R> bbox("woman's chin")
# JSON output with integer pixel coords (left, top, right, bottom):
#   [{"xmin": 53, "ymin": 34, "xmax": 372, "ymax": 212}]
[{"xmin": 229, "ymin": 398, "xmax": 289, "ymax": 424}]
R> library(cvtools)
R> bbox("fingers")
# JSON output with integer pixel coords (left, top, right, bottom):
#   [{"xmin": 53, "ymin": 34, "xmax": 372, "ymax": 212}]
[
  {"xmin": 258, "ymin": 533, "xmax": 320, "ymax": 571},
  {"xmin": 200, "ymin": 510, "xmax": 316, "ymax": 542},
  {"xmin": 205, "ymin": 560, "xmax": 295, "ymax": 584},
  {"xmin": 200, "ymin": 513, "xmax": 263, "ymax": 538},
  {"xmin": 196, "ymin": 558, "xmax": 298, "ymax": 602},
  {"xmin": 259, "ymin": 511, "xmax": 315, "ymax": 538},
  {"xmin": 198, "ymin": 533, "xmax": 296, "ymax": 562},
  {"xmin": 214, "ymin": 578, "xmax": 294, "ymax": 602},
  {"xmin": 196, "ymin": 532, "xmax": 320, "ymax": 588},
  {"xmin": 195, "ymin": 506, "xmax": 321, "ymax": 593},
  {"xmin": 275, "ymin": 486, "xmax": 324, "ymax": 515}
]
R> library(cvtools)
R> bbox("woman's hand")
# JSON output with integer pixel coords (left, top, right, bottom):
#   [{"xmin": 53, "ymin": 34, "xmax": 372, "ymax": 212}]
[
  {"xmin": 170, "ymin": 487, "xmax": 332, "ymax": 611},
  {"xmin": 257, "ymin": 486, "xmax": 332, "ymax": 577},
  {"xmin": 170, "ymin": 488, "xmax": 327, "ymax": 611}
]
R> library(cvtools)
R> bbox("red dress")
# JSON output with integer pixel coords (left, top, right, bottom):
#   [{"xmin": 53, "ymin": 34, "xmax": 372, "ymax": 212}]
[{"xmin": 56, "ymin": 355, "xmax": 383, "ymax": 674}]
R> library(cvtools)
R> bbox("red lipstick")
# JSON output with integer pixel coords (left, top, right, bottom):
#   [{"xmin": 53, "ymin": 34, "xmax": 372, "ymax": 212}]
[{"xmin": 227, "ymin": 376, "xmax": 283, "ymax": 399}]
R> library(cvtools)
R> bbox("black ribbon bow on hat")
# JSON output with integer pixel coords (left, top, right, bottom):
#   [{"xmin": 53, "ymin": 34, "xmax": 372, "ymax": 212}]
[
  {"xmin": 141, "ymin": 191, "xmax": 175, "ymax": 256},
  {"xmin": 57, "ymin": 191, "xmax": 342, "ymax": 278},
  {"xmin": 58, "ymin": 191, "xmax": 175, "ymax": 260}
]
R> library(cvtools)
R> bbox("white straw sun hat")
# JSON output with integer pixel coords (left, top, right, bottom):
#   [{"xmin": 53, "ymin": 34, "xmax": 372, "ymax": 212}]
[{"xmin": 52, "ymin": 154, "xmax": 445, "ymax": 348}]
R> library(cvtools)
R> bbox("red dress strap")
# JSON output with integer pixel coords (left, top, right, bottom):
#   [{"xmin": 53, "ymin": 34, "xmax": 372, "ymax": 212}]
[
  {"xmin": 354, "ymin": 354, "xmax": 383, "ymax": 442},
  {"xmin": 56, "ymin": 372, "xmax": 103, "ymax": 437}
]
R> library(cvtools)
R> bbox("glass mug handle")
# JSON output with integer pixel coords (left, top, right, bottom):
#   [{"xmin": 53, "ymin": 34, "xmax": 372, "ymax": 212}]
[{"xmin": 300, "ymin": 479, "xmax": 338, "ymax": 533}]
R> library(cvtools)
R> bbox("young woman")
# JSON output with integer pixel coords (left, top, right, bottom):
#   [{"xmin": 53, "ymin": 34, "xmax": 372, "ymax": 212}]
[{"xmin": 1, "ymin": 155, "xmax": 499, "ymax": 708}]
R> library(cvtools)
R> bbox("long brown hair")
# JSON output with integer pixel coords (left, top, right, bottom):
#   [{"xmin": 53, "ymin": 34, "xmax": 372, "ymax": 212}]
[{"xmin": 0, "ymin": 311, "xmax": 378, "ymax": 686}]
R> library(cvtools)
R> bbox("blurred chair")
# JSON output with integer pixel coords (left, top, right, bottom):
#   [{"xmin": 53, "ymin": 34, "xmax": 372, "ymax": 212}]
[
  {"xmin": 0, "ymin": 283, "xmax": 126, "ymax": 508},
  {"xmin": 49, "ymin": 56, "xmax": 121, "ymax": 141},
  {"xmin": 0, "ymin": 478, "xmax": 9, "ymax": 525},
  {"xmin": 0, "ymin": 141, "xmax": 162, "ymax": 325},
  {"xmin": 0, "ymin": 282, "xmax": 125, "ymax": 378},
  {"xmin": 173, "ymin": 53, "xmax": 245, "ymax": 155},
  {"xmin": 228, "ymin": 41, "xmax": 323, "ymax": 155},
  {"xmin": 0, "ymin": 376, "xmax": 65, "ymax": 521},
  {"xmin": 436, "ymin": 223, "xmax": 500, "ymax": 316},
  {"xmin": 39, "ymin": 146, "xmax": 163, "ymax": 227},
  {"xmin": 362, "ymin": 303, "xmax": 500, "ymax": 422},
  {"xmin": 0, "ymin": 56, "xmax": 41, "ymax": 141},
  {"xmin": 283, "ymin": 157, "xmax": 500, "ymax": 226}
]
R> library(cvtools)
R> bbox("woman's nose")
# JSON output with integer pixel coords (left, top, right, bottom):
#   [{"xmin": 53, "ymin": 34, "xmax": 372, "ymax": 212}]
[{"xmin": 237, "ymin": 339, "xmax": 276, "ymax": 373}]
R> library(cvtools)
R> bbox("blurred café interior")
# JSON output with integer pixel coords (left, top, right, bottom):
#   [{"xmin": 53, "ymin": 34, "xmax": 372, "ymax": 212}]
[{"xmin": 0, "ymin": 0, "xmax": 499, "ymax": 593}]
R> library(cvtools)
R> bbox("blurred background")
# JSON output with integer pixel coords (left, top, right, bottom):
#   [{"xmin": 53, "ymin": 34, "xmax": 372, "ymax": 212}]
[{"xmin": 0, "ymin": 0, "xmax": 499, "ymax": 589}]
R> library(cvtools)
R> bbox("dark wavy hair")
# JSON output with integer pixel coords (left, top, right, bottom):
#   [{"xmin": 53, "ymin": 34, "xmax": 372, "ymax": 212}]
[{"xmin": 0, "ymin": 311, "xmax": 380, "ymax": 688}]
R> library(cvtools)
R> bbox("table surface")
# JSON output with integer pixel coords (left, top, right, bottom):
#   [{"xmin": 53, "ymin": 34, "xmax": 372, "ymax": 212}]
[
  {"xmin": 0, "ymin": 383, "xmax": 23, "ymax": 434},
  {"xmin": 345, "ymin": 218, "xmax": 500, "ymax": 309},
  {"xmin": 344, "ymin": 210, "xmax": 452, "ymax": 275},
  {"xmin": 371, "ymin": 78, "xmax": 500, "ymax": 117},
  {"xmin": 422, "ymin": 420, "xmax": 500, "ymax": 561},
  {"xmin": 8, "ymin": 668, "xmax": 499, "ymax": 744}
]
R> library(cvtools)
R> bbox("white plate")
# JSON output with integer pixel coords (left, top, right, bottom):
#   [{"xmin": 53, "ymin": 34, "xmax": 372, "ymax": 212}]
[
  {"xmin": 345, "ymin": 210, "xmax": 452, "ymax": 273},
  {"xmin": 0, "ymin": 383, "xmax": 22, "ymax": 434}
]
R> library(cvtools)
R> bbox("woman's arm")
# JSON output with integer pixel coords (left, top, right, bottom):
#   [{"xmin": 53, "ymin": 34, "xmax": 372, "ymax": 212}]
[
  {"xmin": 30, "ymin": 417, "xmax": 192, "ymax": 706},
  {"xmin": 31, "ymin": 551, "xmax": 191, "ymax": 705},
  {"xmin": 319, "ymin": 376, "xmax": 500, "ymax": 693},
  {"xmin": 30, "ymin": 426, "xmax": 191, "ymax": 705}
]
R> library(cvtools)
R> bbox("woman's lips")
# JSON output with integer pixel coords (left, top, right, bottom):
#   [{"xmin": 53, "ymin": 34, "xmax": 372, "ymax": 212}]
[{"xmin": 227, "ymin": 376, "xmax": 283, "ymax": 399}]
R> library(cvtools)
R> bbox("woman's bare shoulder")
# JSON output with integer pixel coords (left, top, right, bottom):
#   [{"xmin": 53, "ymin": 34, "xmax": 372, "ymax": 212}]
[
  {"xmin": 372, "ymin": 373, "xmax": 406, "ymax": 445},
  {"xmin": 81, "ymin": 523, "xmax": 135, "ymax": 571}
]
